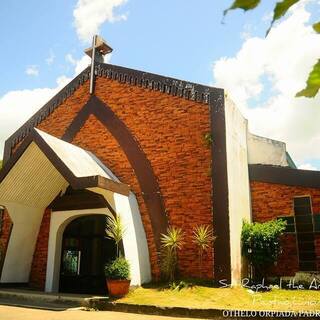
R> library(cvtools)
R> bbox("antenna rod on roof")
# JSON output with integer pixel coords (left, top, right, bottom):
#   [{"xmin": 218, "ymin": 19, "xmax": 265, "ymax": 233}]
[{"xmin": 85, "ymin": 35, "xmax": 113, "ymax": 95}]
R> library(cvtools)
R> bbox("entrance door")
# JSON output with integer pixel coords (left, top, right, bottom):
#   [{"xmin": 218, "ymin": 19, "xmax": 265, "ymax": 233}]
[{"xmin": 59, "ymin": 215, "xmax": 116, "ymax": 294}]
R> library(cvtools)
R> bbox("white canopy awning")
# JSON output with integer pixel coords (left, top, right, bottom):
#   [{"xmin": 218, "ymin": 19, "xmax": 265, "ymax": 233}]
[{"xmin": 0, "ymin": 128, "xmax": 129, "ymax": 208}]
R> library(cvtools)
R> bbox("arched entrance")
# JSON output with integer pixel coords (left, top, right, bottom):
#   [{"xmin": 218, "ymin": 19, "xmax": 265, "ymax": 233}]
[{"xmin": 59, "ymin": 215, "xmax": 116, "ymax": 294}]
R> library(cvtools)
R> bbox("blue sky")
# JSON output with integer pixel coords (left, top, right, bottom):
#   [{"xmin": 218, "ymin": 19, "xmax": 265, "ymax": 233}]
[
  {"xmin": 0, "ymin": 0, "xmax": 274, "ymax": 95},
  {"xmin": 0, "ymin": 0, "xmax": 319, "ymax": 168}
]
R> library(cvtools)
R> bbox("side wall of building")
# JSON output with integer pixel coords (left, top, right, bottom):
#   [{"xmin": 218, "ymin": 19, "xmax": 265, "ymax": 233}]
[
  {"xmin": 225, "ymin": 97, "xmax": 252, "ymax": 284},
  {"xmin": 250, "ymin": 180, "xmax": 320, "ymax": 276},
  {"xmin": 247, "ymin": 134, "xmax": 288, "ymax": 167}
]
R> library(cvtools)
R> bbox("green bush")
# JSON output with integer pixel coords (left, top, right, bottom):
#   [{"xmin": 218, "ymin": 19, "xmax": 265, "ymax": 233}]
[
  {"xmin": 105, "ymin": 257, "xmax": 130, "ymax": 280},
  {"xmin": 241, "ymin": 219, "xmax": 286, "ymax": 279}
]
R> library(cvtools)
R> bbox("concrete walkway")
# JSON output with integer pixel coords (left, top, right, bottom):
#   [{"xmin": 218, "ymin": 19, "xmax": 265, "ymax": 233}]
[
  {"xmin": 0, "ymin": 288, "xmax": 106, "ymax": 309},
  {"xmin": 0, "ymin": 305, "xmax": 203, "ymax": 320},
  {"xmin": 0, "ymin": 288, "xmax": 97, "ymax": 302}
]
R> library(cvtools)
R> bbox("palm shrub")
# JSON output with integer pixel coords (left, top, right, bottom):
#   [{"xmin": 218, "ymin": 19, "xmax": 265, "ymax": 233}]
[
  {"xmin": 241, "ymin": 219, "xmax": 286, "ymax": 281},
  {"xmin": 106, "ymin": 215, "xmax": 125, "ymax": 257},
  {"xmin": 193, "ymin": 225, "xmax": 216, "ymax": 278},
  {"xmin": 161, "ymin": 226, "xmax": 184, "ymax": 282}
]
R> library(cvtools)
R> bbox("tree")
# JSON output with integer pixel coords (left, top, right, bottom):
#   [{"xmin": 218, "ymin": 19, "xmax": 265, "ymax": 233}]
[
  {"xmin": 241, "ymin": 219, "xmax": 286, "ymax": 281},
  {"xmin": 224, "ymin": 0, "xmax": 320, "ymax": 98},
  {"xmin": 0, "ymin": 160, "xmax": 2, "ymax": 169}
]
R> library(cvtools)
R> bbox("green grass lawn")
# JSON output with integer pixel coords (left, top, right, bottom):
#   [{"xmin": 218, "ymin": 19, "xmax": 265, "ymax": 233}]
[{"xmin": 117, "ymin": 286, "xmax": 320, "ymax": 311}]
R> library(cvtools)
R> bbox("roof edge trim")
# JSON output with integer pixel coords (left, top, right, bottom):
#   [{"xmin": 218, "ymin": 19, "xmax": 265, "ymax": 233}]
[
  {"xmin": 3, "ymin": 67, "xmax": 91, "ymax": 164},
  {"xmin": 249, "ymin": 164, "xmax": 320, "ymax": 188},
  {"xmin": 95, "ymin": 62, "xmax": 220, "ymax": 104},
  {"xmin": 4, "ymin": 62, "xmax": 223, "ymax": 164}
]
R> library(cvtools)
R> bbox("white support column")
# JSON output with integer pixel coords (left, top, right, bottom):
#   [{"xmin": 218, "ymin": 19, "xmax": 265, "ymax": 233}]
[
  {"xmin": 0, "ymin": 203, "xmax": 44, "ymax": 283},
  {"xmin": 225, "ymin": 97, "xmax": 252, "ymax": 285},
  {"xmin": 113, "ymin": 192, "xmax": 152, "ymax": 285}
]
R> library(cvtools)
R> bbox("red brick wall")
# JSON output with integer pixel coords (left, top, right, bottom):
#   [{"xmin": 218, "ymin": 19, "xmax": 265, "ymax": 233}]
[
  {"xmin": 270, "ymin": 234, "xmax": 299, "ymax": 276},
  {"xmin": 29, "ymin": 209, "xmax": 51, "ymax": 290},
  {"xmin": 315, "ymin": 235, "xmax": 320, "ymax": 271},
  {"xmin": 250, "ymin": 181, "xmax": 320, "ymax": 276},
  {"xmin": 0, "ymin": 209, "xmax": 13, "ymax": 272},
  {"xmin": 27, "ymin": 77, "xmax": 213, "ymax": 282}
]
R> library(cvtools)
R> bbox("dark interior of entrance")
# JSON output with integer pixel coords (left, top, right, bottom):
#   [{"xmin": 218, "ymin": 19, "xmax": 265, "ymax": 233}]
[{"xmin": 59, "ymin": 214, "xmax": 117, "ymax": 294}]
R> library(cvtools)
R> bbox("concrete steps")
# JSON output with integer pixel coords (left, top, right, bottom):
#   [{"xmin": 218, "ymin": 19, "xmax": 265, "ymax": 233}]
[{"xmin": 0, "ymin": 288, "xmax": 108, "ymax": 310}]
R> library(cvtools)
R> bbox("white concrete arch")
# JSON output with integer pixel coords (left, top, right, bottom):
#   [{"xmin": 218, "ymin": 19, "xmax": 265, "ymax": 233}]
[
  {"xmin": 0, "ymin": 129, "xmax": 151, "ymax": 291},
  {"xmin": 45, "ymin": 192, "xmax": 151, "ymax": 293}
]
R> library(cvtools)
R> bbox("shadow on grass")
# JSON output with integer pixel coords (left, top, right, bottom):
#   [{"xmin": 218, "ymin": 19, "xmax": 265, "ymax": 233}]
[{"xmin": 140, "ymin": 278, "xmax": 216, "ymax": 291}]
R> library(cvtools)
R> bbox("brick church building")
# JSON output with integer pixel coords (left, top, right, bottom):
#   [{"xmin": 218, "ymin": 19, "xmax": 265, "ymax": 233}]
[{"xmin": 0, "ymin": 37, "xmax": 319, "ymax": 294}]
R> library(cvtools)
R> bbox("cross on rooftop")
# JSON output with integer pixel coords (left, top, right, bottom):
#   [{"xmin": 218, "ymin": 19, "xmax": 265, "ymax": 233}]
[{"xmin": 85, "ymin": 35, "xmax": 113, "ymax": 94}]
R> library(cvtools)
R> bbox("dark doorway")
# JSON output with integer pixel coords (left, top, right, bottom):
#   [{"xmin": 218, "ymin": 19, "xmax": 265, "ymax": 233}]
[{"xmin": 59, "ymin": 215, "xmax": 116, "ymax": 294}]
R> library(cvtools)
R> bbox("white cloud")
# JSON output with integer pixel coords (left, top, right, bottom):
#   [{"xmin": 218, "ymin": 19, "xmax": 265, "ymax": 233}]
[
  {"xmin": 66, "ymin": 53, "xmax": 111, "ymax": 75},
  {"xmin": 73, "ymin": 0, "xmax": 128, "ymax": 43},
  {"xmin": 262, "ymin": 11, "xmax": 273, "ymax": 23},
  {"xmin": 25, "ymin": 65, "xmax": 39, "ymax": 76},
  {"xmin": 46, "ymin": 50, "xmax": 55, "ymax": 65},
  {"xmin": 74, "ymin": 55, "xmax": 91, "ymax": 74},
  {"xmin": 66, "ymin": 54, "xmax": 91, "ymax": 75},
  {"xmin": 240, "ymin": 23, "xmax": 254, "ymax": 40},
  {"xmin": 213, "ymin": 0, "xmax": 320, "ymax": 166},
  {"xmin": 0, "ymin": 54, "xmax": 107, "ymax": 159},
  {"xmin": 65, "ymin": 53, "xmax": 77, "ymax": 65},
  {"xmin": 56, "ymin": 75, "xmax": 72, "ymax": 88},
  {"xmin": 298, "ymin": 163, "xmax": 317, "ymax": 170},
  {"xmin": 0, "ymin": 86, "xmax": 60, "ymax": 159}
]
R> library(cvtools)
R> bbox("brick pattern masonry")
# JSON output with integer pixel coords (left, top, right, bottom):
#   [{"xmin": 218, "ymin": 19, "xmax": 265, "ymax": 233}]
[
  {"xmin": 29, "ymin": 209, "xmax": 51, "ymax": 289},
  {"xmin": 0, "ymin": 209, "xmax": 12, "ymax": 275},
  {"xmin": 23, "ymin": 77, "xmax": 214, "ymax": 289},
  {"xmin": 250, "ymin": 180, "xmax": 320, "ymax": 276}
]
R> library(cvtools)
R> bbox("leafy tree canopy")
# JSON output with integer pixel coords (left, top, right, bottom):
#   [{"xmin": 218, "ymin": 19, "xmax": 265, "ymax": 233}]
[
  {"xmin": 241, "ymin": 220, "xmax": 286, "ymax": 279},
  {"xmin": 225, "ymin": 0, "xmax": 320, "ymax": 98}
]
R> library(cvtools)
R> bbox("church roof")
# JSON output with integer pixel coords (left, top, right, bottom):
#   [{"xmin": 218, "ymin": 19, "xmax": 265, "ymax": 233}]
[
  {"xmin": 3, "ymin": 62, "xmax": 222, "ymax": 163},
  {"xmin": 0, "ymin": 128, "xmax": 130, "ymax": 202},
  {"xmin": 34, "ymin": 129, "xmax": 116, "ymax": 180}
]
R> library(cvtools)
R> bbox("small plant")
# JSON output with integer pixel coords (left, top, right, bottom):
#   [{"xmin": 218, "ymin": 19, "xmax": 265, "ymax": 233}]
[
  {"xmin": 193, "ymin": 225, "xmax": 216, "ymax": 278},
  {"xmin": 106, "ymin": 215, "xmax": 125, "ymax": 257},
  {"xmin": 241, "ymin": 219, "xmax": 286, "ymax": 281},
  {"xmin": 169, "ymin": 280, "xmax": 190, "ymax": 291},
  {"xmin": 105, "ymin": 214, "xmax": 131, "ymax": 296},
  {"xmin": 105, "ymin": 257, "xmax": 130, "ymax": 280},
  {"xmin": 161, "ymin": 226, "xmax": 185, "ymax": 282},
  {"xmin": 203, "ymin": 132, "xmax": 213, "ymax": 147}
]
